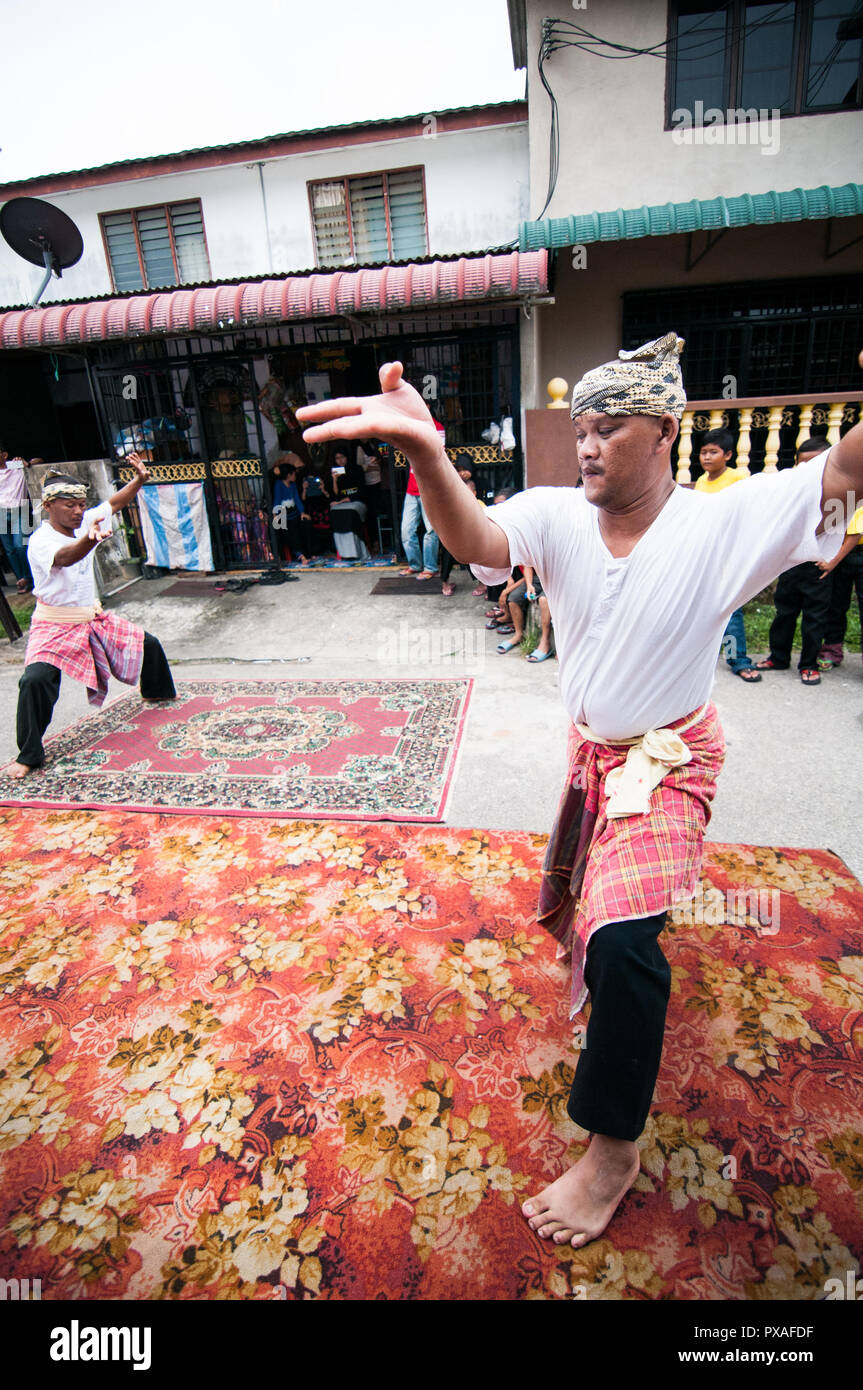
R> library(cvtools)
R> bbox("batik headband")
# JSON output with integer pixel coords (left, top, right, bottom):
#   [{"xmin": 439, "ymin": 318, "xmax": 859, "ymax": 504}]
[
  {"xmin": 42, "ymin": 477, "xmax": 88, "ymax": 503},
  {"xmin": 569, "ymin": 332, "xmax": 687, "ymax": 421}
]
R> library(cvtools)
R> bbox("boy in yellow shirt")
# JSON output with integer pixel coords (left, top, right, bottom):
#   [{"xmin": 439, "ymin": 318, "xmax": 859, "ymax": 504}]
[{"xmin": 694, "ymin": 429, "xmax": 760, "ymax": 682}]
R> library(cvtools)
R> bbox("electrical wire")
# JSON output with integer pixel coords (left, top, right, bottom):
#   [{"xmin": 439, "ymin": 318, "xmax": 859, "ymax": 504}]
[{"xmin": 534, "ymin": 4, "xmax": 854, "ymax": 219}]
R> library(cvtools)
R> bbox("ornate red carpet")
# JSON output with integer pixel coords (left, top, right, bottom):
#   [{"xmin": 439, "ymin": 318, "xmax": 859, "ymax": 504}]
[
  {"xmin": 0, "ymin": 678, "xmax": 473, "ymax": 821},
  {"xmin": 0, "ymin": 810, "xmax": 861, "ymax": 1300}
]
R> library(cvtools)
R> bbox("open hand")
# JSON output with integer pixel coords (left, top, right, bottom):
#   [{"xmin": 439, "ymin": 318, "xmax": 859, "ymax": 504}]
[
  {"xmin": 87, "ymin": 521, "xmax": 112, "ymax": 543},
  {"xmin": 297, "ymin": 362, "xmax": 443, "ymax": 467},
  {"xmin": 127, "ymin": 451, "xmax": 152, "ymax": 483}
]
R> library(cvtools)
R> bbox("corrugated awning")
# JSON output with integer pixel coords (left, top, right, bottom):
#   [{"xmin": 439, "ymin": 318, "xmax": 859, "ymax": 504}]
[
  {"xmin": 519, "ymin": 183, "xmax": 863, "ymax": 251},
  {"xmin": 0, "ymin": 249, "xmax": 547, "ymax": 349}
]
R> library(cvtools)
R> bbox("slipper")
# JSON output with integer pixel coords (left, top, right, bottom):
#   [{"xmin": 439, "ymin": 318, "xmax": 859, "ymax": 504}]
[
  {"xmin": 752, "ymin": 657, "xmax": 785, "ymax": 671},
  {"xmin": 489, "ymin": 622, "xmax": 514, "ymax": 633},
  {"xmin": 497, "ymin": 638, "xmax": 519, "ymax": 653},
  {"xmin": 441, "ymin": 582, "xmax": 455, "ymax": 597},
  {"xmin": 485, "ymin": 607, "xmax": 504, "ymax": 618},
  {"xmin": 398, "ymin": 568, "xmax": 419, "ymax": 577},
  {"xmin": 526, "ymin": 650, "xmax": 554, "ymax": 663},
  {"xmin": 736, "ymin": 668, "xmax": 762, "ymax": 682},
  {"xmin": 471, "ymin": 585, "xmax": 486, "ymax": 597},
  {"xmin": 800, "ymin": 668, "xmax": 821, "ymax": 685}
]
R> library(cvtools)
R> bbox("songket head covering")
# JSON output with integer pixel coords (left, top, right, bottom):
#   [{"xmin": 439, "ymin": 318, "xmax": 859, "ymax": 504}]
[
  {"xmin": 42, "ymin": 472, "xmax": 89, "ymax": 503},
  {"xmin": 569, "ymin": 332, "xmax": 687, "ymax": 421}
]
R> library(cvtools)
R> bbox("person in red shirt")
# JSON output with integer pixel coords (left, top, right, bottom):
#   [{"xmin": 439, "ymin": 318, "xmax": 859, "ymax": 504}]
[{"xmin": 399, "ymin": 421, "xmax": 443, "ymax": 579}]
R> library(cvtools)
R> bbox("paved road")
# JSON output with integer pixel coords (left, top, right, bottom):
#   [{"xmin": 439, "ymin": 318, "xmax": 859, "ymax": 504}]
[{"xmin": 2, "ymin": 569, "xmax": 860, "ymax": 882}]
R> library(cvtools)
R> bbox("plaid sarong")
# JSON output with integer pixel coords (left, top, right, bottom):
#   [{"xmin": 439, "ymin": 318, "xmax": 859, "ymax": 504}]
[
  {"xmin": 538, "ymin": 703, "xmax": 725, "ymax": 1016},
  {"xmin": 24, "ymin": 611, "xmax": 145, "ymax": 707}
]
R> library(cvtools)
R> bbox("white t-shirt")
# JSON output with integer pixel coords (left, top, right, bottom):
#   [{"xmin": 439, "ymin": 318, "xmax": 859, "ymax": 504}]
[
  {"xmin": 473, "ymin": 452, "xmax": 842, "ymax": 740},
  {"xmin": 27, "ymin": 501, "xmax": 112, "ymax": 607},
  {"xmin": 0, "ymin": 459, "xmax": 28, "ymax": 508}
]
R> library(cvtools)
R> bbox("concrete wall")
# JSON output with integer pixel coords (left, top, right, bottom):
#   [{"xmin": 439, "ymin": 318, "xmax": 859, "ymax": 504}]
[
  {"xmin": 535, "ymin": 218, "xmax": 863, "ymax": 394},
  {"xmin": 524, "ymin": 0, "xmax": 862, "ymax": 221},
  {"xmin": 0, "ymin": 122, "xmax": 529, "ymax": 309}
]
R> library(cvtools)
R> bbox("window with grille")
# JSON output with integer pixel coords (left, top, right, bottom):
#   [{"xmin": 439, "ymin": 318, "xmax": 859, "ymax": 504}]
[
  {"xmin": 309, "ymin": 169, "xmax": 428, "ymax": 267},
  {"xmin": 100, "ymin": 201, "xmax": 211, "ymax": 292},
  {"xmin": 668, "ymin": 0, "xmax": 863, "ymax": 119},
  {"xmin": 622, "ymin": 274, "xmax": 863, "ymax": 396}
]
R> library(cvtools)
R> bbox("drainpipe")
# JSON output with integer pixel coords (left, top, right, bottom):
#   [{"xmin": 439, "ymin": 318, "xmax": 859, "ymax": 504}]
[{"xmin": 252, "ymin": 161, "xmax": 274, "ymax": 274}]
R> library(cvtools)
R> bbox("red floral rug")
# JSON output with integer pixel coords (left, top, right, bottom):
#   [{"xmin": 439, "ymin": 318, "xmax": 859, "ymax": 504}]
[
  {"xmin": 0, "ymin": 679, "xmax": 472, "ymax": 822},
  {"xmin": 0, "ymin": 810, "xmax": 860, "ymax": 1301}
]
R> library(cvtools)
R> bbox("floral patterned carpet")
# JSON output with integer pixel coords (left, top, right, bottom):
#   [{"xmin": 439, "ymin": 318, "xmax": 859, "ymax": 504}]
[
  {"xmin": 0, "ymin": 809, "xmax": 861, "ymax": 1301},
  {"xmin": 0, "ymin": 679, "xmax": 473, "ymax": 821}
]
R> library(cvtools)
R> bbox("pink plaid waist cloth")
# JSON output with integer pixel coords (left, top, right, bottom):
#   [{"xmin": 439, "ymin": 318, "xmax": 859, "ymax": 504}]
[
  {"xmin": 25, "ymin": 611, "xmax": 145, "ymax": 707},
  {"xmin": 538, "ymin": 703, "xmax": 725, "ymax": 1016}
]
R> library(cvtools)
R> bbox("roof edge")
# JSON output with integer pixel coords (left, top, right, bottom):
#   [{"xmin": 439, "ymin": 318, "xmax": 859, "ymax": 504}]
[{"xmin": 519, "ymin": 183, "xmax": 863, "ymax": 250}]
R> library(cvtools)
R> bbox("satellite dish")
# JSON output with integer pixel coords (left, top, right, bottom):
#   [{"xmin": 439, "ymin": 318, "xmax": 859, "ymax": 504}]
[{"xmin": 0, "ymin": 196, "xmax": 84, "ymax": 306}]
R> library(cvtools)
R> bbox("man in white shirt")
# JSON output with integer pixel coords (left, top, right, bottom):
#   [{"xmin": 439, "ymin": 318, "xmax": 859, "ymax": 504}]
[
  {"xmin": 296, "ymin": 337, "xmax": 857, "ymax": 1250},
  {"xmin": 6, "ymin": 454, "xmax": 176, "ymax": 779},
  {"xmin": 0, "ymin": 441, "xmax": 34, "ymax": 592}
]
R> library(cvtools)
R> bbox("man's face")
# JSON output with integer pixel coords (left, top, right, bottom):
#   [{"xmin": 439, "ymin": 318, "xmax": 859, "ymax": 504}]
[
  {"xmin": 45, "ymin": 495, "xmax": 87, "ymax": 533},
  {"xmin": 699, "ymin": 443, "xmax": 732, "ymax": 474},
  {"xmin": 572, "ymin": 412, "xmax": 675, "ymax": 509}
]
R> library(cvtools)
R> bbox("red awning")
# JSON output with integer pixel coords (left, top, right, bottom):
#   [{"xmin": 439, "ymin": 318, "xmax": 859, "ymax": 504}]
[{"xmin": 0, "ymin": 250, "xmax": 547, "ymax": 349}]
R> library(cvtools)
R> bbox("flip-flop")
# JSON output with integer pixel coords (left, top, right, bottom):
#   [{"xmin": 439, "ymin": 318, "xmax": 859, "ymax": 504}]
[
  {"xmin": 736, "ymin": 668, "xmax": 762, "ymax": 682},
  {"xmin": 497, "ymin": 638, "xmax": 519, "ymax": 653},
  {"xmin": 800, "ymin": 668, "xmax": 821, "ymax": 685},
  {"xmin": 526, "ymin": 650, "xmax": 554, "ymax": 662}
]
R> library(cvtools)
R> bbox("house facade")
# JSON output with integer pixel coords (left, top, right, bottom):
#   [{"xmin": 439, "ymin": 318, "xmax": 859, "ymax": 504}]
[
  {"xmin": 507, "ymin": 0, "xmax": 863, "ymax": 482},
  {"xmin": 0, "ymin": 104, "xmax": 539, "ymax": 569}
]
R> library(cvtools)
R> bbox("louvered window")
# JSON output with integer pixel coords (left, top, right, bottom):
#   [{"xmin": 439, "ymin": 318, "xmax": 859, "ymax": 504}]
[
  {"xmin": 100, "ymin": 201, "xmax": 210, "ymax": 291},
  {"xmin": 310, "ymin": 169, "xmax": 428, "ymax": 267}
]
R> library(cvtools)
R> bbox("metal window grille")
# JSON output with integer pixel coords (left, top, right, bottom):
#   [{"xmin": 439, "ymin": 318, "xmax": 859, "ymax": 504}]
[{"xmin": 623, "ymin": 274, "xmax": 863, "ymax": 398}]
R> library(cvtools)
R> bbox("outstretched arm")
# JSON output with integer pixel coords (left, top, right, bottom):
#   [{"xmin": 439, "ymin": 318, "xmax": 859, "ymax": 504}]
[
  {"xmin": 296, "ymin": 362, "xmax": 510, "ymax": 568},
  {"xmin": 109, "ymin": 452, "xmax": 151, "ymax": 513}
]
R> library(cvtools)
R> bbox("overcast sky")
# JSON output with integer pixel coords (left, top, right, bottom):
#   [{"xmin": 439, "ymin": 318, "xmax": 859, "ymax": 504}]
[{"xmin": 0, "ymin": 0, "xmax": 525, "ymax": 183}]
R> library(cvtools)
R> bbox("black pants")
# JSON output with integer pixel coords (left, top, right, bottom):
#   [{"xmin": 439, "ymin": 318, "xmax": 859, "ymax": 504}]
[
  {"xmin": 823, "ymin": 547, "xmax": 863, "ymax": 646},
  {"xmin": 279, "ymin": 512, "xmax": 313, "ymax": 562},
  {"xmin": 768, "ymin": 561, "xmax": 831, "ymax": 670},
  {"xmin": 16, "ymin": 631, "xmax": 175, "ymax": 768},
  {"xmin": 567, "ymin": 912, "xmax": 670, "ymax": 1142}
]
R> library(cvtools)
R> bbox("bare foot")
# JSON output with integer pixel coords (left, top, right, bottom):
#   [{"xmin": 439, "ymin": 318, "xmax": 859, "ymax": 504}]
[
  {"xmin": 5, "ymin": 760, "xmax": 38, "ymax": 780},
  {"xmin": 522, "ymin": 1135, "xmax": 640, "ymax": 1247}
]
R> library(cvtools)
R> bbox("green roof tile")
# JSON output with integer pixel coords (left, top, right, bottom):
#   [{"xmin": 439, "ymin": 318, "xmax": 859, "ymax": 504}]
[{"xmin": 519, "ymin": 183, "xmax": 863, "ymax": 250}]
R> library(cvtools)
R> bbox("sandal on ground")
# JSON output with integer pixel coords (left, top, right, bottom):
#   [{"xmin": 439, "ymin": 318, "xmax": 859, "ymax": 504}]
[
  {"xmin": 497, "ymin": 637, "xmax": 519, "ymax": 653},
  {"xmin": 441, "ymin": 582, "xmax": 455, "ymax": 597},
  {"xmin": 526, "ymin": 649, "xmax": 554, "ymax": 663},
  {"xmin": 398, "ymin": 567, "xmax": 419, "ymax": 577},
  {"xmin": 485, "ymin": 607, "xmax": 504, "ymax": 618},
  {"xmin": 471, "ymin": 584, "xmax": 486, "ymax": 597},
  {"xmin": 800, "ymin": 668, "xmax": 821, "ymax": 685},
  {"xmin": 485, "ymin": 618, "xmax": 512, "ymax": 630},
  {"xmin": 736, "ymin": 667, "xmax": 762, "ymax": 682},
  {"xmin": 752, "ymin": 657, "xmax": 784, "ymax": 671}
]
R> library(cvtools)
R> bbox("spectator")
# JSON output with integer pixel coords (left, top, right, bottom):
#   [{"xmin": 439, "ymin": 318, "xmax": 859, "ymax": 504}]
[
  {"xmin": 754, "ymin": 437, "xmax": 834, "ymax": 685},
  {"xmin": 818, "ymin": 500, "xmax": 863, "ymax": 669},
  {"xmin": 694, "ymin": 429, "xmax": 760, "ymax": 683},
  {"xmin": 272, "ymin": 458, "xmax": 312, "ymax": 563},
  {"xmin": 496, "ymin": 565, "xmax": 554, "ymax": 661},
  {"xmin": 0, "ymin": 441, "xmax": 34, "ymax": 593}
]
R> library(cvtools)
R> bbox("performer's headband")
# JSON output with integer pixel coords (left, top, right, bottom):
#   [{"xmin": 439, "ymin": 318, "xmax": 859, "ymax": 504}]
[
  {"xmin": 570, "ymin": 332, "xmax": 687, "ymax": 421},
  {"xmin": 42, "ymin": 476, "xmax": 88, "ymax": 503}
]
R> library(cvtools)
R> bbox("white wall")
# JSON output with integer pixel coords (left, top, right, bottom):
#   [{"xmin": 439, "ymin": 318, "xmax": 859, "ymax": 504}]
[
  {"xmin": 524, "ymin": 0, "xmax": 863, "ymax": 221},
  {"xmin": 0, "ymin": 121, "xmax": 528, "ymax": 309}
]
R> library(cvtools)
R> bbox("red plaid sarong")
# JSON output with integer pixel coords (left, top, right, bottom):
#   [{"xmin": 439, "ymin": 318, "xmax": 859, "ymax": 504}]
[
  {"xmin": 24, "ymin": 611, "xmax": 145, "ymax": 707},
  {"xmin": 538, "ymin": 703, "xmax": 725, "ymax": 1016}
]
